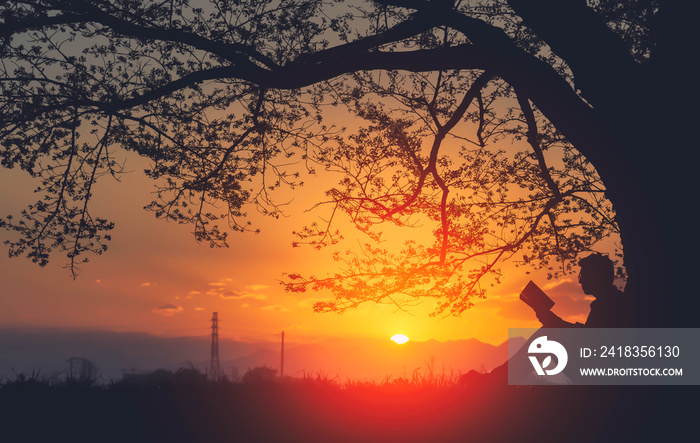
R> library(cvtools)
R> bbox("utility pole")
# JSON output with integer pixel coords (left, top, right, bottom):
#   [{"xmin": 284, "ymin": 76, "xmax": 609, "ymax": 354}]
[
  {"xmin": 210, "ymin": 312, "xmax": 220, "ymax": 381},
  {"xmin": 280, "ymin": 330, "xmax": 285, "ymax": 378}
]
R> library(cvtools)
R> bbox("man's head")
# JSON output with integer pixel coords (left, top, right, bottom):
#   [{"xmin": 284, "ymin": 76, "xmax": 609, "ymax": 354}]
[{"xmin": 578, "ymin": 254, "xmax": 615, "ymax": 297}]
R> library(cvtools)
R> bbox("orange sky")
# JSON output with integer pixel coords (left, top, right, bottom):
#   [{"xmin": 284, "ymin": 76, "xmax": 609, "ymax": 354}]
[{"xmin": 0, "ymin": 144, "xmax": 613, "ymax": 346}]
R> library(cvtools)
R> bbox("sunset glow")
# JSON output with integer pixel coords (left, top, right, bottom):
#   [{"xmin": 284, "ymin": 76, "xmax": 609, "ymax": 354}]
[
  {"xmin": 391, "ymin": 334, "xmax": 410, "ymax": 344},
  {"xmin": 0, "ymin": 0, "xmax": 620, "ymax": 380}
]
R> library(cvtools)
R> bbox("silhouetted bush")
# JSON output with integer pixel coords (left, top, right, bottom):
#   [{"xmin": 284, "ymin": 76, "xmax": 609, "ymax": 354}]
[
  {"xmin": 241, "ymin": 366, "xmax": 277, "ymax": 383},
  {"xmin": 118, "ymin": 367, "xmax": 207, "ymax": 388}
]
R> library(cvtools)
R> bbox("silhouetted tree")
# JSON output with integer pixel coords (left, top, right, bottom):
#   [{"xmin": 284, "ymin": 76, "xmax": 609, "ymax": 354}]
[
  {"xmin": 241, "ymin": 366, "xmax": 277, "ymax": 383},
  {"xmin": 0, "ymin": 0, "xmax": 694, "ymax": 325}
]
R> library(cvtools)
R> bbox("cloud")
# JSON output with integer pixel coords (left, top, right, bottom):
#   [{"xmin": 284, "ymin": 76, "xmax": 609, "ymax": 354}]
[
  {"xmin": 219, "ymin": 290, "xmax": 267, "ymax": 301},
  {"xmin": 297, "ymin": 298, "xmax": 323, "ymax": 308},
  {"xmin": 245, "ymin": 284, "xmax": 268, "ymax": 291},
  {"xmin": 473, "ymin": 296, "xmax": 535, "ymax": 322},
  {"xmin": 475, "ymin": 277, "xmax": 594, "ymax": 324},
  {"xmin": 261, "ymin": 304, "xmax": 290, "ymax": 312},
  {"xmin": 153, "ymin": 304, "xmax": 184, "ymax": 316},
  {"xmin": 196, "ymin": 279, "xmax": 270, "ymax": 302},
  {"xmin": 219, "ymin": 289, "xmax": 247, "ymax": 300},
  {"xmin": 543, "ymin": 279, "xmax": 588, "ymax": 300},
  {"xmin": 140, "ymin": 282, "xmax": 153, "ymax": 287},
  {"xmin": 542, "ymin": 278, "xmax": 575, "ymax": 290}
]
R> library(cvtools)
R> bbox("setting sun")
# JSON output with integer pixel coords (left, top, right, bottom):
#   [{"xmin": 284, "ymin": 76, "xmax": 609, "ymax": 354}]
[{"xmin": 390, "ymin": 334, "xmax": 410, "ymax": 344}]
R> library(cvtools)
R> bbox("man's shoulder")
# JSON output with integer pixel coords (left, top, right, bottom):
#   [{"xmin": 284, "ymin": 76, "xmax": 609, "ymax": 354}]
[
  {"xmin": 584, "ymin": 287, "xmax": 630, "ymax": 328},
  {"xmin": 612, "ymin": 286, "xmax": 628, "ymax": 305}
]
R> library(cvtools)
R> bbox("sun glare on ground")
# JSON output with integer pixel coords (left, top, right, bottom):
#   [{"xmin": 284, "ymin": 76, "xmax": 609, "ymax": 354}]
[{"xmin": 390, "ymin": 334, "xmax": 409, "ymax": 344}]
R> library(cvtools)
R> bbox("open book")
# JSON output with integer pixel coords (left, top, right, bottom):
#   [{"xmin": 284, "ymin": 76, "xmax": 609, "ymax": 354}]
[{"xmin": 519, "ymin": 280, "xmax": 555, "ymax": 313}]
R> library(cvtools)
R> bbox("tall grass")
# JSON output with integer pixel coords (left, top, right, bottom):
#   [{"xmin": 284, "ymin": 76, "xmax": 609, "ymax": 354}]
[{"xmin": 0, "ymin": 367, "xmax": 689, "ymax": 443}]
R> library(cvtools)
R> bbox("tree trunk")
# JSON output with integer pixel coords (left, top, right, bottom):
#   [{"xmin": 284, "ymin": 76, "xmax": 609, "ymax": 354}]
[{"xmin": 508, "ymin": 0, "xmax": 698, "ymax": 327}]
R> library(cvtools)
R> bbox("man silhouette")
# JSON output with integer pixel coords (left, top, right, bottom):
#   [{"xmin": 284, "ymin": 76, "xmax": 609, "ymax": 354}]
[
  {"xmin": 536, "ymin": 254, "xmax": 630, "ymax": 328},
  {"xmin": 484, "ymin": 254, "xmax": 631, "ymax": 384}
]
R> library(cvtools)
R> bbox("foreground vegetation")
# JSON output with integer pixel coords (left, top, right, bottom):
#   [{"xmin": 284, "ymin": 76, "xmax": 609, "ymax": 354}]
[{"xmin": 0, "ymin": 368, "xmax": 693, "ymax": 442}]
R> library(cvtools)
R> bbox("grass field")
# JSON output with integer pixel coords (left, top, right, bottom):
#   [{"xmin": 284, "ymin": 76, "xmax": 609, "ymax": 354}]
[{"xmin": 0, "ymin": 369, "xmax": 693, "ymax": 442}]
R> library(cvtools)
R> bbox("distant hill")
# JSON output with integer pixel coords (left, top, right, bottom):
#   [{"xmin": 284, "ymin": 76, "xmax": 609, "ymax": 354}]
[
  {"xmin": 228, "ymin": 336, "xmax": 528, "ymax": 381},
  {"xmin": 0, "ymin": 329, "xmax": 527, "ymax": 382}
]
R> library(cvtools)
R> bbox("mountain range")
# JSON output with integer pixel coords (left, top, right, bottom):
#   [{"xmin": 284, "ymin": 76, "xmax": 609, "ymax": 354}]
[{"xmin": 0, "ymin": 329, "xmax": 527, "ymax": 382}]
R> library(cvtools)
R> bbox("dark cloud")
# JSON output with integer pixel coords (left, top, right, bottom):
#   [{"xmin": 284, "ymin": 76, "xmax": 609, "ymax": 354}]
[
  {"xmin": 153, "ymin": 305, "xmax": 184, "ymax": 316},
  {"xmin": 219, "ymin": 290, "xmax": 246, "ymax": 300}
]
